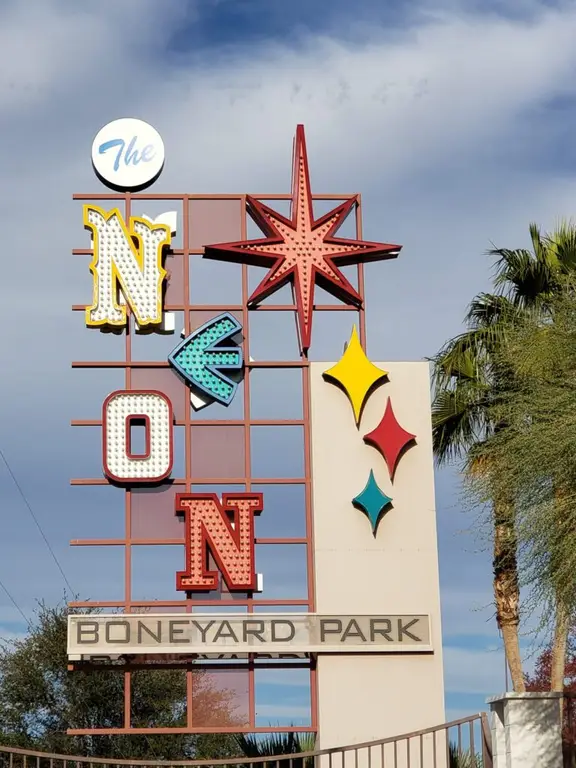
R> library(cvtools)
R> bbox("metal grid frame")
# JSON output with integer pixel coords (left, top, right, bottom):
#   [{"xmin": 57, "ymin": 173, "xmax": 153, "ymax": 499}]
[{"xmin": 68, "ymin": 191, "xmax": 367, "ymax": 735}]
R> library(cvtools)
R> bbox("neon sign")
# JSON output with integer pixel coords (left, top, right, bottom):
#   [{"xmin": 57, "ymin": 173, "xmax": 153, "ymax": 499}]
[
  {"xmin": 91, "ymin": 118, "xmax": 165, "ymax": 191},
  {"xmin": 84, "ymin": 205, "xmax": 170, "ymax": 329},
  {"xmin": 176, "ymin": 493, "xmax": 263, "ymax": 592}
]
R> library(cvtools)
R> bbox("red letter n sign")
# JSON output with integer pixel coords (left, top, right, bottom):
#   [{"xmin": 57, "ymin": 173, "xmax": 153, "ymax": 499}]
[{"xmin": 176, "ymin": 493, "xmax": 263, "ymax": 592}]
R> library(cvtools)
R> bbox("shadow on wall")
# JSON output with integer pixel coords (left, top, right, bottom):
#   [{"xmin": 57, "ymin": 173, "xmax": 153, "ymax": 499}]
[{"xmin": 491, "ymin": 693, "xmax": 564, "ymax": 768}]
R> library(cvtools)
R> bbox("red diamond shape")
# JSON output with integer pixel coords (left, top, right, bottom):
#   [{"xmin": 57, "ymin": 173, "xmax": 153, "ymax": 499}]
[{"xmin": 363, "ymin": 398, "xmax": 416, "ymax": 480}]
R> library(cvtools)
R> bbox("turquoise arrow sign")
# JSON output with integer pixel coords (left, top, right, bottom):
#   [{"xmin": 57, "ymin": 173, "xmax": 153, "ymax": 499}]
[{"xmin": 168, "ymin": 312, "xmax": 244, "ymax": 406}]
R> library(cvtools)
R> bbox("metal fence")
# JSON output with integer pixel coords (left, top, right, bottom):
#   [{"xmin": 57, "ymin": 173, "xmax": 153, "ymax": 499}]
[{"xmin": 0, "ymin": 714, "xmax": 492, "ymax": 768}]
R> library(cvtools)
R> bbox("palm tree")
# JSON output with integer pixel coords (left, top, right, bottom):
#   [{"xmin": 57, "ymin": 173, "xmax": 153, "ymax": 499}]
[
  {"xmin": 235, "ymin": 732, "xmax": 315, "ymax": 768},
  {"xmin": 448, "ymin": 742, "xmax": 483, "ymax": 768},
  {"xmin": 431, "ymin": 222, "xmax": 576, "ymax": 692},
  {"xmin": 471, "ymin": 286, "xmax": 576, "ymax": 692},
  {"xmin": 432, "ymin": 296, "xmax": 525, "ymax": 690}
]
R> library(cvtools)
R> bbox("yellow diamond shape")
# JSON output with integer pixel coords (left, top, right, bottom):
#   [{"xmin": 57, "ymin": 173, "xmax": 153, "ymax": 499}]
[{"xmin": 323, "ymin": 325, "xmax": 388, "ymax": 426}]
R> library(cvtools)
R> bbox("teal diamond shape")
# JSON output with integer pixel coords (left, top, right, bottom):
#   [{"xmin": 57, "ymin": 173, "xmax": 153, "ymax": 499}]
[{"xmin": 352, "ymin": 470, "xmax": 392, "ymax": 535}]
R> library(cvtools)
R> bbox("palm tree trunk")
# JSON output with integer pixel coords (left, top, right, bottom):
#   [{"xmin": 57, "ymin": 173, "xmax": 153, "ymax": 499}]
[
  {"xmin": 550, "ymin": 486, "xmax": 570, "ymax": 692},
  {"xmin": 550, "ymin": 603, "xmax": 569, "ymax": 692},
  {"xmin": 493, "ymin": 500, "xmax": 525, "ymax": 692}
]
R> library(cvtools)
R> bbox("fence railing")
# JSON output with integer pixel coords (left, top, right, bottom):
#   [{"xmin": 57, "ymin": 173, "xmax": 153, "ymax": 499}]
[{"xmin": 0, "ymin": 713, "xmax": 492, "ymax": 768}]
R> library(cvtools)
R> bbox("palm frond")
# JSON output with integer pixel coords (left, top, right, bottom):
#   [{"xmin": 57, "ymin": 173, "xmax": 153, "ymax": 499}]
[
  {"xmin": 488, "ymin": 221, "xmax": 576, "ymax": 310},
  {"xmin": 466, "ymin": 293, "xmax": 517, "ymax": 329},
  {"xmin": 432, "ymin": 389, "xmax": 487, "ymax": 465},
  {"xmin": 489, "ymin": 245, "xmax": 555, "ymax": 306},
  {"xmin": 431, "ymin": 325, "xmax": 499, "ymax": 389},
  {"xmin": 235, "ymin": 732, "xmax": 311, "ymax": 758},
  {"xmin": 449, "ymin": 742, "xmax": 483, "ymax": 768},
  {"xmin": 528, "ymin": 222, "xmax": 545, "ymax": 264},
  {"xmin": 544, "ymin": 219, "xmax": 576, "ymax": 273},
  {"xmin": 431, "ymin": 221, "xmax": 576, "ymax": 485}
]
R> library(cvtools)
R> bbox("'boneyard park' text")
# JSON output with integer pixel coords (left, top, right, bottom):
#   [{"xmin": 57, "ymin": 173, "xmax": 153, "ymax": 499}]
[{"xmin": 68, "ymin": 614, "xmax": 432, "ymax": 658}]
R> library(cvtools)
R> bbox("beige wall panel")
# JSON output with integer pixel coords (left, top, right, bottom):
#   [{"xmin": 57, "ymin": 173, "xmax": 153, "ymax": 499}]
[{"xmin": 310, "ymin": 361, "xmax": 445, "ymax": 749}]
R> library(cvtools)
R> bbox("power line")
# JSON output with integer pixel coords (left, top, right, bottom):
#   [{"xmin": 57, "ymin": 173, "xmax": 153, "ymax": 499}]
[
  {"xmin": 0, "ymin": 446, "xmax": 75, "ymax": 596},
  {"xmin": 0, "ymin": 576, "xmax": 29, "ymax": 627}
]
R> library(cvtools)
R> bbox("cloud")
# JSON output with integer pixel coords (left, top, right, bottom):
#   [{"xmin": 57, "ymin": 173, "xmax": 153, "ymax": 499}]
[
  {"xmin": 165, "ymin": 5, "xmax": 576, "ymax": 191},
  {"xmin": 0, "ymin": 625, "xmax": 28, "ymax": 644},
  {"xmin": 444, "ymin": 646, "xmax": 507, "ymax": 694},
  {"xmin": 445, "ymin": 707, "xmax": 480, "ymax": 723},
  {"xmin": 256, "ymin": 703, "xmax": 311, "ymax": 721},
  {"xmin": 257, "ymin": 669, "xmax": 310, "ymax": 687},
  {"xmin": 442, "ymin": 589, "xmax": 495, "ymax": 638},
  {"xmin": 3, "ymin": 0, "xmax": 576, "ymax": 357},
  {"xmin": 0, "ymin": 0, "xmax": 575, "ymax": 708}
]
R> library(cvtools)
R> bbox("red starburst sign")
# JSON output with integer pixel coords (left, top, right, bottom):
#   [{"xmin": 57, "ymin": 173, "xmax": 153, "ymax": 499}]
[{"xmin": 203, "ymin": 125, "xmax": 401, "ymax": 353}]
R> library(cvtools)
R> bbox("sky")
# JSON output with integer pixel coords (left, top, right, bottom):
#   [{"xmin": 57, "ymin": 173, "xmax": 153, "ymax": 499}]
[{"xmin": 0, "ymin": 0, "xmax": 575, "ymax": 739}]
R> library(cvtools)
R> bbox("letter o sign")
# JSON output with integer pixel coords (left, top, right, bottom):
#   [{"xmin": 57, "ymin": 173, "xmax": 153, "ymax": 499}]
[{"xmin": 103, "ymin": 390, "xmax": 173, "ymax": 483}]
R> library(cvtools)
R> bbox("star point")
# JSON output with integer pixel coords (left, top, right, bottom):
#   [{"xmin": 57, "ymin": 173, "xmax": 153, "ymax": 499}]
[
  {"xmin": 352, "ymin": 470, "xmax": 392, "ymax": 535},
  {"xmin": 203, "ymin": 124, "xmax": 401, "ymax": 354},
  {"xmin": 363, "ymin": 398, "xmax": 416, "ymax": 480},
  {"xmin": 323, "ymin": 325, "xmax": 388, "ymax": 426}
]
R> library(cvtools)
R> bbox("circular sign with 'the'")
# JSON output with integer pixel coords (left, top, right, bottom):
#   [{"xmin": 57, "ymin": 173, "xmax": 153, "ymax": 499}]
[{"xmin": 91, "ymin": 118, "xmax": 165, "ymax": 191}]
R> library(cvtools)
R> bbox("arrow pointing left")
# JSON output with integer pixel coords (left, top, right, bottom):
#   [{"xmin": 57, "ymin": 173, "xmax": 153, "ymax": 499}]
[{"xmin": 168, "ymin": 312, "xmax": 244, "ymax": 406}]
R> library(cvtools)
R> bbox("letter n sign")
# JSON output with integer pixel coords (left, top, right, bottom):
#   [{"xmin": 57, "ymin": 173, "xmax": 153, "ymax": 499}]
[
  {"xmin": 176, "ymin": 493, "xmax": 263, "ymax": 592},
  {"xmin": 84, "ymin": 205, "xmax": 170, "ymax": 329}
]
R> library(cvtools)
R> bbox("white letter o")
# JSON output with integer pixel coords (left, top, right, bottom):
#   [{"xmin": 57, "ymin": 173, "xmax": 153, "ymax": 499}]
[{"xmin": 103, "ymin": 390, "xmax": 173, "ymax": 483}]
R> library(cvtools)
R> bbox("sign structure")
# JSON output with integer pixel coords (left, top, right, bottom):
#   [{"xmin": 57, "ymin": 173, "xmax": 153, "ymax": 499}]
[
  {"xmin": 68, "ymin": 614, "xmax": 432, "ymax": 657},
  {"xmin": 69, "ymin": 124, "xmax": 444, "ymax": 743}
]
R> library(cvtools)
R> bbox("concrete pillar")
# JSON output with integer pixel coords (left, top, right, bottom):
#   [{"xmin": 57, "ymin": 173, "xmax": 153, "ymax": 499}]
[
  {"xmin": 487, "ymin": 692, "xmax": 563, "ymax": 768},
  {"xmin": 310, "ymin": 362, "xmax": 445, "ymax": 747}
]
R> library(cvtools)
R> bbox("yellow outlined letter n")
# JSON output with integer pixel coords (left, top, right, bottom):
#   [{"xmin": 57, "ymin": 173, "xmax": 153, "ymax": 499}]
[{"xmin": 84, "ymin": 204, "xmax": 171, "ymax": 329}]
